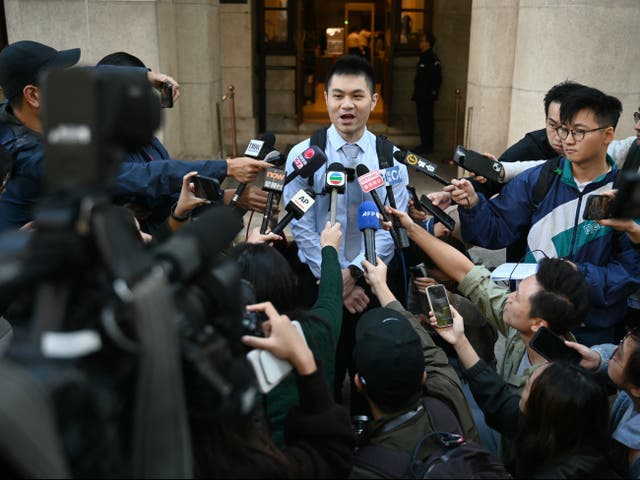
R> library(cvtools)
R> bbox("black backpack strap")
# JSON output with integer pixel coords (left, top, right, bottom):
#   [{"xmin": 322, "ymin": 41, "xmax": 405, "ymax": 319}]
[
  {"xmin": 376, "ymin": 134, "xmax": 395, "ymax": 170},
  {"xmin": 422, "ymin": 396, "xmax": 464, "ymax": 435},
  {"xmin": 354, "ymin": 443, "xmax": 413, "ymax": 479},
  {"xmin": 531, "ymin": 155, "xmax": 562, "ymax": 212},
  {"xmin": 307, "ymin": 127, "xmax": 329, "ymax": 189},
  {"xmin": 623, "ymin": 141, "xmax": 640, "ymax": 172}
]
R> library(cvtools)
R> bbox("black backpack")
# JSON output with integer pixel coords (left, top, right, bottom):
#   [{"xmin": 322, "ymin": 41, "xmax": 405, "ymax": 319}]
[{"xmin": 354, "ymin": 396, "xmax": 510, "ymax": 479}]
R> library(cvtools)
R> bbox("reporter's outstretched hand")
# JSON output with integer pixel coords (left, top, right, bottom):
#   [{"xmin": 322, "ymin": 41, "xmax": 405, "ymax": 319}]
[
  {"xmin": 427, "ymin": 190, "xmax": 452, "ymax": 209},
  {"xmin": 235, "ymin": 184, "xmax": 269, "ymax": 212},
  {"xmin": 320, "ymin": 221, "xmax": 343, "ymax": 251},
  {"xmin": 176, "ymin": 171, "xmax": 211, "ymax": 216},
  {"xmin": 383, "ymin": 205, "xmax": 416, "ymax": 232},
  {"xmin": 428, "ymin": 304, "xmax": 466, "ymax": 346},
  {"xmin": 408, "ymin": 200, "xmax": 428, "ymax": 223},
  {"xmin": 361, "ymin": 257, "xmax": 395, "ymax": 306},
  {"xmin": 564, "ymin": 341, "xmax": 603, "ymax": 371},
  {"xmin": 444, "ymin": 178, "xmax": 479, "ymax": 209},
  {"xmin": 343, "ymin": 286, "xmax": 369, "ymax": 314},
  {"xmin": 226, "ymin": 157, "xmax": 271, "ymax": 184},
  {"xmin": 242, "ymin": 302, "xmax": 316, "ymax": 375},
  {"xmin": 247, "ymin": 226, "xmax": 282, "ymax": 245},
  {"xmin": 147, "ymin": 71, "xmax": 180, "ymax": 104}
]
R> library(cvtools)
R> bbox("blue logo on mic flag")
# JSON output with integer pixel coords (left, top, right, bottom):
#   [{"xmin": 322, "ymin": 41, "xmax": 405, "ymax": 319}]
[{"xmin": 382, "ymin": 166, "xmax": 402, "ymax": 186}]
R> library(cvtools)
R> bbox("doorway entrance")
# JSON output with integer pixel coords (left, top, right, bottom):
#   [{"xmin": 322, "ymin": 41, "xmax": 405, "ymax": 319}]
[{"xmin": 300, "ymin": 1, "xmax": 387, "ymax": 124}]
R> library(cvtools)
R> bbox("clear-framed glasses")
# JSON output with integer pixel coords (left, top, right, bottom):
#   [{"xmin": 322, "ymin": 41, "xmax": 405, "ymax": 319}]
[
  {"xmin": 634, "ymin": 111, "xmax": 640, "ymax": 123},
  {"xmin": 555, "ymin": 126, "xmax": 608, "ymax": 142}
]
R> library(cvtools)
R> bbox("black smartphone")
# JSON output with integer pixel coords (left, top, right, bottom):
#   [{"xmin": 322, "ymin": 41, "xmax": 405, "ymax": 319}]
[
  {"xmin": 453, "ymin": 145, "xmax": 503, "ymax": 183},
  {"xmin": 192, "ymin": 175, "xmax": 221, "ymax": 201},
  {"xmin": 609, "ymin": 171, "xmax": 640, "ymax": 219},
  {"xmin": 419, "ymin": 194, "xmax": 456, "ymax": 232},
  {"xmin": 160, "ymin": 81, "xmax": 173, "ymax": 108},
  {"xmin": 426, "ymin": 284, "xmax": 454, "ymax": 328},
  {"xmin": 406, "ymin": 185, "xmax": 424, "ymax": 211},
  {"xmin": 529, "ymin": 327, "xmax": 581, "ymax": 364},
  {"xmin": 583, "ymin": 194, "xmax": 612, "ymax": 220}
]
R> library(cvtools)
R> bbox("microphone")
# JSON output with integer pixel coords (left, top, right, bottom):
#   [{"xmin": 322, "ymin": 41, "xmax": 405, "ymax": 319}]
[
  {"xmin": 259, "ymin": 167, "xmax": 286, "ymax": 234},
  {"xmin": 284, "ymin": 146, "xmax": 327, "ymax": 186},
  {"xmin": 355, "ymin": 164, "xmax": 401, "ymax": 250},
  {"xmin": 393, "ymin": 150, "xmax": 451, "ymax": 186},
  {"xmin": 270, "ymin": 188, "xmax": 316, "ymax": 235},
  {"xmin": 324, "ymin": 162, "xmax": 346, "ymax": 226},
  {"xmin": 357, "ymin": 201, "xmax": 380, "ymax": 265},
  {"xmin": 380, "ymin": 164, "xmax": 410, "ymax": 249},
  {"xmin": 230, "ymin": 132, "xmax": 277, "ymax": 207}
]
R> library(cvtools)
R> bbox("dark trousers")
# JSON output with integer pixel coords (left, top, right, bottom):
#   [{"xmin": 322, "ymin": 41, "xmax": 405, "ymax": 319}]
[{"xmin": 415, "ymin": 100, "xmax": 435, "ymax": 153}]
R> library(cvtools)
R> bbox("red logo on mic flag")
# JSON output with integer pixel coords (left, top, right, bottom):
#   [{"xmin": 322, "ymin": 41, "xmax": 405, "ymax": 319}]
[
  {"xmin": 303, "ymin": 147, "xmax": 315, "ymax": 159},
  {"xmin": 358, "ymin": 171, "xmax": 385, "ymax": 193}
]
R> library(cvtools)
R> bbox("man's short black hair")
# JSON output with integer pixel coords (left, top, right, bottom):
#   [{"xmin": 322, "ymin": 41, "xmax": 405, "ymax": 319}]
[
  {"xmin": 560, "ymin": 86, "xmax": 623, "ymax": 129},
  {"xmin": 423, "ymin": 31, "xmax": 436, "ymax": 47},
  {"xmin": 325, "ymin": 54, "xmax": 375, "ymax": 95},
  {"xmin": 530, "ymin": 258, "xmax": 590, "ymax": 335},
  {"xmin": 543, "ymin": 81, "xmax": 586, "ymax": 117},
  {"xmin": 97, "ymin": 51, "xmax": 146, "ymax": 69}
]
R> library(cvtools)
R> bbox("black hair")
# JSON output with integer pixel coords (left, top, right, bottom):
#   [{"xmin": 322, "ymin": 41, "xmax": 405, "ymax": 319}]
[
  {"xmin": 97, "ymin": 51, "xmax": 146, "ymax": 69},
  {"xmin": 529, "ymin": 258, "xmax": 589, "ymax": 335},
  {"xmin": 515, "ymin": 363, "xmax": 610, "ymax": 477},
  {"xmin": 543, "ymin": 81, "xmax": 586, "ymax": 117},
  {"xmin": 325, "ymin": 54, "xmax": 375, "ymax": 95},
  {"xmin": 423, "ymin": 31, "xmax": 436, "ymax": 47},
  {"xmin": 560, "ymin": 85, "xmax": 623, "ymax": 129},
  {"xmin": 624, "ymin": 327, "xmax": 640, "ymax": 390}
]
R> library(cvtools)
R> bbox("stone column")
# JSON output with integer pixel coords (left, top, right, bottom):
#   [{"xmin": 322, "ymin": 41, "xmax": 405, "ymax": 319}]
[{"xmin": 464, "ymin": 0, "xmax": 519, "ymax": 154}]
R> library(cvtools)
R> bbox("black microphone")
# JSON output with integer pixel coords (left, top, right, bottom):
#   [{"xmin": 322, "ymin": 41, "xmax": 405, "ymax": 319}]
[
  {"xmin": 393, "ymin": 150, "xmax": 451, "ymax": 186},
  {"xmin": 270, "ymin": 188, "xmax": 316, "ymax": 235},
  {"xmin": 379, "ymin": 163, "xmax": 410, "ymax": 249},
  {"xmin": 324, "ymin": 162, "xmax": 346, "ymax": 226},
  {"xmin": 355, "ymin": 164, "xmax": 401, "ymax": 250},
  {"xmin": 259, "ymin": 167, "xmax": 286, "ymax": 234},
  {"xmin": 284, "ymin": 146, "xmax": 327, "ymax": 186},
  {"xmin": 230, "ymin": 132, "xmax": 276, "ymax": 207},
  {"xmin": 357, "ymin": 201, "xmax": 380, "ymax": 265}
]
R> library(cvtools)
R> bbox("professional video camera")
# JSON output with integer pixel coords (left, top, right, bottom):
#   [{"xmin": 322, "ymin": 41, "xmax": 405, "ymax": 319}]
[{"xmin": 0, "ymin": 67, "xmax": 257, "ymax": 478}]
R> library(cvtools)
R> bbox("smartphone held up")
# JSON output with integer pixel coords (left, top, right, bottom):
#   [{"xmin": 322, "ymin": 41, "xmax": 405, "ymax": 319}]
[{"xmin": 426, "ymin": 284, "xmax": 454, "ymax": 328}]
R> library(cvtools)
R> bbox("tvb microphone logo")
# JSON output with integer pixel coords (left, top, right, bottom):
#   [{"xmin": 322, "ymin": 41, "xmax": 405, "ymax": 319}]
[{"xmin": 327, "ymin": 172, "xmax": 346, "ymax": 187}]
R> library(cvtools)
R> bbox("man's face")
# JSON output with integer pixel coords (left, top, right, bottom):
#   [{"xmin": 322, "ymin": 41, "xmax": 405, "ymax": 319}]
[
  {"xmin": 634, "ymin": 107, "xmax": 640, "ymax": 146},
  {"xmin": 545, "ymin": 101, "xmax": 564, "ymax": 155},
  {"xmin": 502, "ymin": 275, "xmax": 542, "ymax": 332},
  {"xmin": 560, "ymin": 108, "xmax": 612, "ymax": 166},
  {"xmin": 325, "ymin": 73, "xmax": 378, "ymax": 143}
]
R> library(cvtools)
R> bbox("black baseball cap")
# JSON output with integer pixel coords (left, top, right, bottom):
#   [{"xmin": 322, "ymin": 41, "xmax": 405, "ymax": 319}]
[
  {"xmin": 0, "ymin": 40, "xmax": 80, "ymax": 99},
  {"xmin": 355, "ymin": 307, "xmax": 425, "ymax": 411}
]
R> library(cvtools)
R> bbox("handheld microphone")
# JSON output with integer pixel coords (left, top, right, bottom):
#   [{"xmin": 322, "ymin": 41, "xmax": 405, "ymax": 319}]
[
  {"xmin": 380, "ymin": 164, "xmax": 410, "ymax": 249},
  {"xmin": 324, "ymin": 162, "xmax": 346, "ymax": 226},
  {"xmin": 230, "ymin": 132, "xmax": 276, "ymax": 207},
  {"xmin": 357, "ymin": 201, "xmax": 380, "ymax": 265},
  {"xmin": 270, "ymin": 188, "xmax": 316, "ymax": 235},
  {"xmin": 284, "ymin": 146, "xmax": 327, "ymax": 186},
  {"xmin": 259, "ymin": 167, "xmax": 286, "ymax": 234},
  {"xmin": 393, "ymin": 150, "xmax": 451, "ymax": 186},
  {"xmin": 356, "ymin": 164, "xmax": 401, "ymax": 250}
]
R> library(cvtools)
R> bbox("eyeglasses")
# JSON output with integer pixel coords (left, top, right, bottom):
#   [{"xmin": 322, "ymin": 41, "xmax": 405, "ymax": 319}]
[
  {"xmin": 634, "ymin": 111, "xmax": 640, "ymax": 123},
  {"xmin": 555, "ymin": 126, "xmax": 608, "ymax": 142}
]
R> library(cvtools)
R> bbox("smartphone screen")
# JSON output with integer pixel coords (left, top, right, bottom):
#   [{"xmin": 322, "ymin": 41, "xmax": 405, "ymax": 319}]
[
  {"xmin": 583, "ymin": 194, "xmax": 611, "ymax": 220},
  {"xmin": 529, "ymin": 327, "xmax": 581, "ymax": 364},
  {"xmin": 192, "ymin": 175, "xmax": 221, "ymax": 201},
  {"xmin": 426, "ymin": 284, "xmax": 454, "ymax": 328},
  {"xmin": 406, "ymin": 185, "xmax": 422, "ymax": 209}
]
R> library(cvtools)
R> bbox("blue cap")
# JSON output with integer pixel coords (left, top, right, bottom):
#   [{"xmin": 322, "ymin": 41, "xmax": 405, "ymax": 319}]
[{"xmin": 357, "ymin": 201, "xmax": 380, "ymax": 231}]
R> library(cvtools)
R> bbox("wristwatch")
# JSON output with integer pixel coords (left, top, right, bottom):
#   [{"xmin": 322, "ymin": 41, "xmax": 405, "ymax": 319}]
[
  {"xmin": 170, "ymin": 202, "xmax": 191, "ymax": 222},
  {"xmin": 348, "ymin": 265, "xmax": 364, "ymax": 282}
]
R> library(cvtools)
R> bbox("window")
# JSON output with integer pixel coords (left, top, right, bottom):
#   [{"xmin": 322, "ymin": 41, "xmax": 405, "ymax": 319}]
[
  {"xmin": 397, "ymin": 0, "xmax": 431, "ymax": 52},
  {"xmin": 264, "ymin": 0, "xmax": 292, "ymax": 52}
]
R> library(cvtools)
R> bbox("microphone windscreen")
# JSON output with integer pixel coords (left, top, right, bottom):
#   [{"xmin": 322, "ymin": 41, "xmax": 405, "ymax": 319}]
[
  {"xmin": 261, "ymin": 132, "xmax": 276, "ymax": 148},
  {"xmin": 393, "ymin": 150, "xmax": 405, "ymax": 163},
  {"xmin": 357, "ymin": 201, "xmax": 380, "ymax": 231},
  {"xmin": 327, "ymin": 162, "xmax": 346, "ymax": 173},
  {"xmin": 356, "ymin": 163, "xmax": 370, "ymax": 177}
]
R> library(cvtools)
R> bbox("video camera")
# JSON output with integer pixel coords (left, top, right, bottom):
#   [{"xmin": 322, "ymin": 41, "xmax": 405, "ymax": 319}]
[{"xmin": 0, "ymin": 67, "xmax": 257, "ymax": 478}]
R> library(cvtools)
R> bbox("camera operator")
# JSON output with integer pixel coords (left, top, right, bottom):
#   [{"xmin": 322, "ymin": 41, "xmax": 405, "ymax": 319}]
[
  {"xmin": 97, "ymin": 52, "xmax": 271, "ymax": 233},
  {"xmin": 188, "ymin": 301, "xmax": 354, "ymax": 478}
]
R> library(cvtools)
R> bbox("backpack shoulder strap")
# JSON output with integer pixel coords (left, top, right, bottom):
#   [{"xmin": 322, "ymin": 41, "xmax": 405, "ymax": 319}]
[
  {"xmin": 307, "ymin": 127, "xmax": 329, "ymax": 188},
  {"xmin": 354, "ymin": 444, "xmax": 413, "ymax": 479},
  {"xmin": 422, "ymin": 396, "xmax": 463, "ymax": 435},
  {"xmin": 376, "ymin": 134, "xmax": 395, "ymax": 170},
  {"xmin": 623, "ymin": 141, "xmax": 640, "ymax": 172},
  {"xmin": 531, "ymin": 155, "xmax": 562, "ymax": 212}
]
